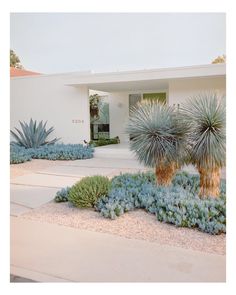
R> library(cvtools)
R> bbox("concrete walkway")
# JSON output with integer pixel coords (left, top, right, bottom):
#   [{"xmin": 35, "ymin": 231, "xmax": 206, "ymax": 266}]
[
  {"xmin": 10, "ymin": 144, "xmax": 226, "ymax": 282},
  {"xmin": 11, "ymin": 217, "xmax": 225, "ymax": 282}
]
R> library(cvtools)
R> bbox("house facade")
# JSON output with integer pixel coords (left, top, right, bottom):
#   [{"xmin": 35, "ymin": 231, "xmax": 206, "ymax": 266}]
[{"xmin": 10, "ymin": 64, "xmax": 226, "ymax": 144}]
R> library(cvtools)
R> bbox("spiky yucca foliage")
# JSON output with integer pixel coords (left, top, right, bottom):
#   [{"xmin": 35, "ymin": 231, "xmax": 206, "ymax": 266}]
[
  {"xmin": 181, "ymin": 93, "xmax": 226, "ymax": 198},
  {"xmin": 126, "ymin": 101, "xmax": 188, "ymax": 186},
  {"xmin": 11, "ymin": 119, "xmax": 59, "ymax": 148}
]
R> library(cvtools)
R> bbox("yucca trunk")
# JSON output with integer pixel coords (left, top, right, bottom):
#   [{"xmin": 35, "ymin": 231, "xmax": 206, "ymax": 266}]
[
  {"xmin": 155, "ymin": 162, "xmax": 178, "ymax": 186},
  {"xmin": 198, "ymin": 166, "xmax": 221, "ymax": 198}
]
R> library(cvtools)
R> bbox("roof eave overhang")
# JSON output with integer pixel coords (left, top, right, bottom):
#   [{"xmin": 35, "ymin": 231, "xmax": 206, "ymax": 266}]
[{"xmin": 65, "ymin": 64, "xmax": 226, "ymax": 86}]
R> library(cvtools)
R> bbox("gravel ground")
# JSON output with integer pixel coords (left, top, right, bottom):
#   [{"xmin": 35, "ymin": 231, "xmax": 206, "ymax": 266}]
[{"xmin": 22, "ymin": 202, "xmax": 226, "ymax": 255}]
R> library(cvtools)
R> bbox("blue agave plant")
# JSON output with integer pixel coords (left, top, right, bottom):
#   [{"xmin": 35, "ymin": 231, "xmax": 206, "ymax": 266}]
[{"xmin": 11, "ymin": 118, "xmax": 60, "ymax": 148}]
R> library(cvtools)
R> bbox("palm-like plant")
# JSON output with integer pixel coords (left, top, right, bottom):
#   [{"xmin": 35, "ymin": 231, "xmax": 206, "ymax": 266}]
[
  {"xmin": 11, "ymin": 119, "xmax": 59, "ymax": 148},
  {"xmin": 126, "ymin": 101, "xmax": 188, "ymax": 186},
  {"xmin": 181, "ymin": 93, "xmax": 226, "ymax": 198}
]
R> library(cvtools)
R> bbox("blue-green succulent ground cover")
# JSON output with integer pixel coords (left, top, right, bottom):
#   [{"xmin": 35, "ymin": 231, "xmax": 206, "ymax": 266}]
[
  {"xmin": 54, "ymin": 171, "xmax": 226, "ymax": 235},
  {"xmin": 10, "ymin": 143, "xmax": 94, "ymax": 164}
]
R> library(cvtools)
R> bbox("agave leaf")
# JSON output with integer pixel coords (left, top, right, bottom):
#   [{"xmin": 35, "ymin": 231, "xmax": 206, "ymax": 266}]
[
  {"xmin": 45, "ymin": 126, "xmax": 54, "ymax": 136},
  {"xmin": 44, "ymin": 137, "xmax": 60, "ymax": 145},
  {"xmin": 31, "ymin": 119, "xmax": 38, "ymax": 147},
  {"xmin": 11, "ymin": 127, "xmax": 29, "ymax": 147},
  {"xmin": 33, "ymin": 119, "xmax": 37, "ymax": 133},
  {"xmin": 34, "ymin": 120, "xmax": 44, "ymax": 147},
  {"xmin": 23, "ymin": 120, "xmax": 33, "ymax": 147},
  {"xmin": 10, "ymin": 129, "xmax": 27, "ymax": 147},
  {"xmin": 19, "ymin": 121, "xmax": 33, "ymax": 148},
  {"xmin": 37, "ymin": 121, "xmax": 49, "ymax": 145}
]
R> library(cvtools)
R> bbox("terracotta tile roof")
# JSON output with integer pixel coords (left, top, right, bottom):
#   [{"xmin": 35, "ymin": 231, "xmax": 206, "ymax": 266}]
[{"xmin": 10, "ymin": 67, "xmax": 41, "ymax": 77}]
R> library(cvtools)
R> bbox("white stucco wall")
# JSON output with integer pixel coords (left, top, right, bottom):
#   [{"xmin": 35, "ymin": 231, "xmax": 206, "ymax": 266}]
[
  {"xmin": 107, "ymin": 92, "xmax": 130, "ymax": 143},
  {"xmin": 168, "ymin": 76, "xmax": 226, "ymax": 106},
  {"xmin": 11, "ymin": 75, "xmax": 90, "ymax": 144}
]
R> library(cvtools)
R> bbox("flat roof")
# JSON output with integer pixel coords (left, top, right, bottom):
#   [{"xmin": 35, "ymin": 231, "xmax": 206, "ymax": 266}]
[
  {"xmin": 11, "ymin": 63, "xmax": 225, "ymax": 84},
  {"xmin": 66, "ymin": 63, "xmax": 225, "ymax": 85}
]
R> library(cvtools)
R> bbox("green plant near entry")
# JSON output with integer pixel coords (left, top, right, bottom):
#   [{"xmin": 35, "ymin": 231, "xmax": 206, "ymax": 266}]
[
  {"xmin": 95, "ymin": 172, "xmax": 226, "ymax": 234},
  {"xmin": 126, "ymin": 101, "xmax": 189, "ymax": 186},
  {"xmin": 54, "ymin": 187, "xmax": 71, "ymax": 203},
  {"xmin": 180, "ymin": 93, "xmax": 226, "ymax": 198},
  {"xmin": 10, "ymin": 144, "xmax": 94, "ymax": 164},
  {"xmin": 90, "ymin": 136, "xmax": 120, "ymax": 147},
  {"xmin": 11, "ymin": 119, "xmax": 59, "ymax": 148},
  {"xmin": 68, "ymin": 176, "xmax": 111, "ymax": 208},
  {"xmin": 90, "ymin": 94, "xmax": 100, "ymax": 120}
]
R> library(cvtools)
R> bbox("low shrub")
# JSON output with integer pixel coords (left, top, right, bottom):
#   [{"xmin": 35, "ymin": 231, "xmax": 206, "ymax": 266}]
[
  {"xmin": 10, "ymin": 145, "xmax": 33, "ymax": 164},
  {"xmin": 95, "ymin": 172, "xmax": 226, "ymax": 234},
  {"xmin": 111, "ymin": 171, "xmax": 155, "ymax": 188},
  {"xmin": 154, "ymin": 188, "xmax": 225, "ymax": 234},
  {"xmin": 10, "ymin": 143, "xmax": 94, "ymax": 164},
  {"xmin": 31, "ymin": 144, "xmax": 94, "ymax": 160},
  {"xmin": 68, "ymin": 176, "xmax": 111, "ymax": 208},
  {"xmin": 90, "ymin": 136, "xmax": 120, "ymax": 147},
  {"xmin": 171, "ymin": 171, "xmax": 200, "ymax": 194},
  {"xmin": 54, "ymin": 187, "xmax": 71, "ymax": 203}
]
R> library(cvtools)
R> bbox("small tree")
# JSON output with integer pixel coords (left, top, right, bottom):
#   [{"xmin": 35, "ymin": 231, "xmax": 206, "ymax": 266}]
[
  {"xmin": 181, "ymin": 93, "xmax": 226, "ymax": 198},
  {"xmin": 90, "ymin": 94, "xmax": 100, "ymax": 122},
  {"xmin": 212, "ymin": 55, "xmax": 226, "ymax": 64},
  {"xmin": 127, "ymin": 101, "xmax": 188, "ymax": 186},
  {"xmin": 10, "ymin": 49, "xmax": 23, "ymax": 69}
]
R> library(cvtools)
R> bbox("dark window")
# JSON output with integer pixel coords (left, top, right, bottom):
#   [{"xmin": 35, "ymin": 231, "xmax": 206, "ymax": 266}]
[{"xmin": 98, "ymin": 124, "xmax": 109, "ymax": 132}]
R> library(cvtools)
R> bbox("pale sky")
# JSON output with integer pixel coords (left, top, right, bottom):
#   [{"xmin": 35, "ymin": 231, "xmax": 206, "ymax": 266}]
[{"xmin": 10, "ymin": 13, "xmax": 226, "ymax": 74}]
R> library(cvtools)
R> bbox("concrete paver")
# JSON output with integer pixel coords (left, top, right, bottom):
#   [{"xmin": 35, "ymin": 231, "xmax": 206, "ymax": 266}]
[
  {"xmin": 11, "ymin": 173, "xmax": 81, "ymax": 188},
  {"xmin": 11, "ymin": 203, "xmax": 32, "ymax": 217},
  {"xmin": 11, "ymin": 217, "xmax": 226, "ymax": 282},
  {"xmin": 10, "ymin": 274, "xmax": 36, "ymax": 283},
  {"xmin": 59, "ymin": 157, "xmax": 147, "ymax": 169},
  {"xmin": 35, "ymin": 165, "xmax": 119, "ymax": 177},
  {"xmin": 10, "ymin": 266, "xmax": 70, "ymax": 282},
  {"xmin": 11, "ymin": 185, "xmax": 58, "ymax": 208}
]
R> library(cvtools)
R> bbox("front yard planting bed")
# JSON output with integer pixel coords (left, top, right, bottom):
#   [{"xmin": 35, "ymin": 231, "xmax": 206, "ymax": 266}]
[
  {"xmin": 54, "ymin": 172, "xmax": 226, "ymax": 235},
  {"xmin": 10, "ymin": 144, "xmax": 94, "ymax": 164}
]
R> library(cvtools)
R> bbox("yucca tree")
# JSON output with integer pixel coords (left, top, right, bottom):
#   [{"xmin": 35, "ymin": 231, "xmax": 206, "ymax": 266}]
[
  {"xmin": 11, "ymin": 119, "xmax": 59, "ymax": 148},
  {"xmin": 181, "ymin": 93, "xmax": 226, "ymax": 198},
  {"xmin": 126, "ymin": 101, "xmax": 188, "ymax": 186}
]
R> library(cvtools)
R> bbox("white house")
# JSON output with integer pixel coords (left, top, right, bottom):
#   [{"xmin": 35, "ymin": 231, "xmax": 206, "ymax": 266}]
[{"xmin": 10, "ymin": 64, "xmax": 226, "ymax": 144}]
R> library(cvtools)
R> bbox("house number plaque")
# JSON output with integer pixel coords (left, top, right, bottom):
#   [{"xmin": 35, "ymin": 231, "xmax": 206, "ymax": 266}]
[{"xmin": 72, "ymin": 119, "xmax": 84, "ymax": 123}]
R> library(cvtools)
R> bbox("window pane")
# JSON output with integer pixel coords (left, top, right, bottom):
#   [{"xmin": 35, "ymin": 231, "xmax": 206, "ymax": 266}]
[{"xmin": 143, "ymin": 92, "xmax": 166, "ymax": 104}]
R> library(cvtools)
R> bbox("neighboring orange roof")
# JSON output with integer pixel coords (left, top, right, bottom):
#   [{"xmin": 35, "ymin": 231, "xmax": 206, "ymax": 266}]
[{"xmin": 10, "ymin": 67, "xmax": 41, "ymax": 77}]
